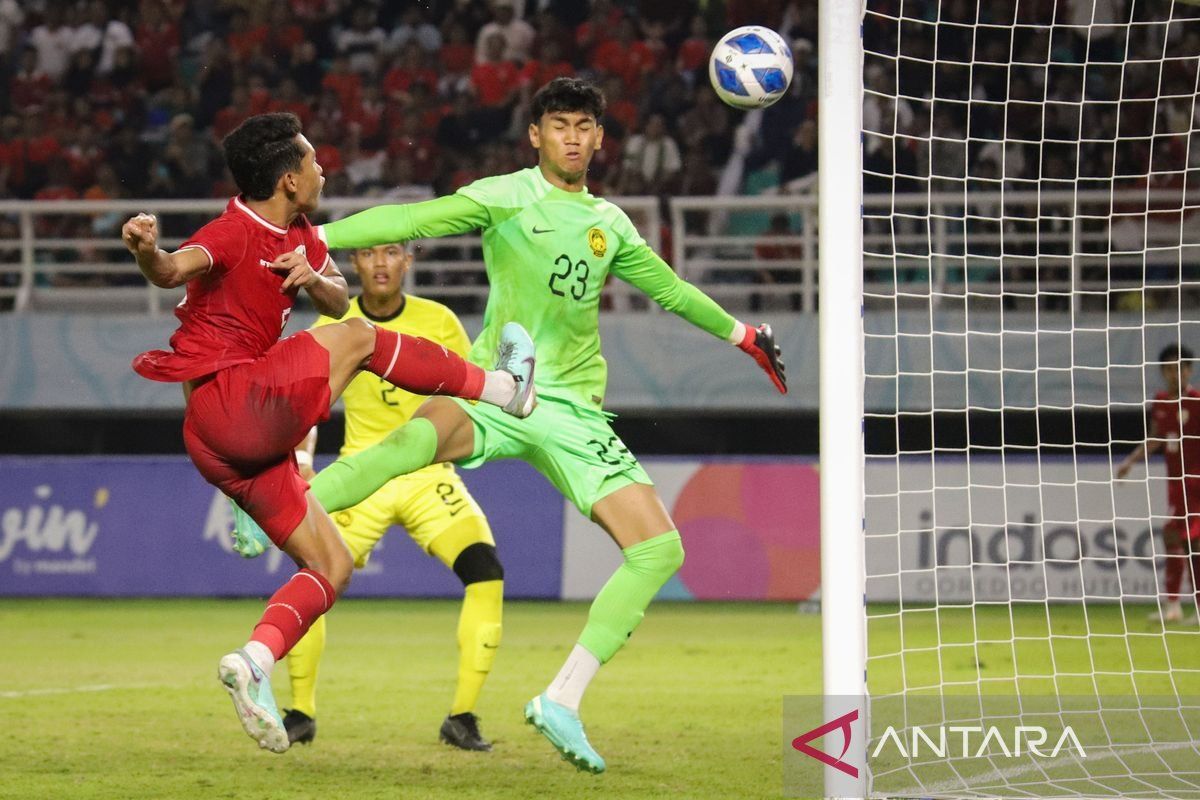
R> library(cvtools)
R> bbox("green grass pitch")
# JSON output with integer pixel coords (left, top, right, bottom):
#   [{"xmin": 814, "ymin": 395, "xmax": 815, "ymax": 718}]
[
  {"xmin": 0, "ymin": 599, "xmax": 812, "ymax": 800},
  {"xmin": 2, "ymin": 600, "xmax": 1194, "ymax": 799}
]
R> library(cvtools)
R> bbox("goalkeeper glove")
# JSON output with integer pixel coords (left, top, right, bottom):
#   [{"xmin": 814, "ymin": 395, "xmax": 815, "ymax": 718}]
[{"xmin": 737, "ymin": 323, "xmax": 788, "ymax": 394}]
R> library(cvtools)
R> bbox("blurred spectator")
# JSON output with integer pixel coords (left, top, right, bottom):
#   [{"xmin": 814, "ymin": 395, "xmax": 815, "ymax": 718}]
[
  {"xmin": 337, "ymin": 4, "xmax": 387, "ymax": 75},
  {"xmin": 226, "ymin": 7, "xmax": 269, "ymax": 63},
  {"xmin": 592, "ymin": 18, "xmax": 658, "ymax": 92},
  {"xmin": 520, "ymin": 38, "xmax": 573, "ymax": 92},
  {"xmin": 751, "ymin": 213, "xmax": 802, "ymax": 311},
  {"xmin": 107, "ymin": 125, "xmax": 152, "ymax": 197},
  {"xmin": 136, "ymin": 1, "xmax": 181, "ymax": 91},
  {"xmin": 676, "ymin": 15, "xmax": 710, "ymax": 76},
  {"xmin": 343, "ymin": 128, "xmax": 386, "ymax": 191},
  {"xmin": 601, "ymin": 75, "xmax": 638, "ymax": 138},
  {"xmin": 266, "ymin": 1, "xmax": 305, "ymax": 59},
  {"xmin": 10, "ymin": 48, "xmax": 52, "ymax": 113},
  {"xmin": 780, "ymin": 119, "xmax": 817, "ymax": 187},
  {"xmin": 471, "ymin": 33, "xmax": 520, "ymax": 108},
  {"xmin": 29, "ymin": 6, "xmax": 73, "ymax": 82},
  {"xmin": 0, "ymin": 0, "xmax": 816, "ymax": 206},
  {"xmin": 0, "ymin": 115, "xmax": 25, "ymax": 196},
  {"xmin": 0, "ymin": 0, "xmax": 22, "ymax": 62},
  {"xmin": 389, "ymin": 6, "xmax": 441, "ymax": 53},
  {"xmin": 437, "ymin": 92, "xmax": 491, "ymax": 155},
  {"xmin": 622, "ymin": 113, "xmax": 682, "ymax": 193},
  {"xmin": 366, "ymin": 155, "xmax": 432, "ymax": 199},
  {"xmin": 194, "ymin": 39, "xmax": 234, "ymax": 128},
  {"xmin": 348, "ymin": 82, "xmax": 385, "ymax": 149},
  {"xmin": 678, "ymin": 145, "xmax": 718, "ymax": 195},
  {"xmin": 322, "ymin": 55, "xmax": 362, "ymax": 114},
  {"xmin": 162, "ymin": 113, "xmax": 217, "ymax": 196},
  {"xmin": 96, "ymin": 4, "xmax": 135, "ymax": 75},
  {"xmin": 389, "ymin": 113, "xmax": 440, "ymax": 185},
  {"xmin": 575, "ymin": 0, "xmax": 621, "ymax": 59},
  {"xmin": 384, "ymin": 42, "xmax": 440, "ymax": 101},
  {"xmin": 475, "ymin": 0, "xmax": 535, "ymax": 64},
  {"xmin": 290, "ymin": 41, "xmax": 325, "ymax": 89},
  {"xmin": 308, "ymin": 119, "xmax": 344, "ymax": 178},
  {"xmin": 270, "ymin": 77, "xmax": 315, "ymax": 129},
  {"xmin": 440, "ymin": 22, "xmax": 475, "ymax": 75}
]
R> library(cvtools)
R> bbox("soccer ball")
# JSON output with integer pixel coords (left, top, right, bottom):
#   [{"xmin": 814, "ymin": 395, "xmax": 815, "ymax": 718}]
[{"xmin": 709, "ymin": 26, "xmax": 794, "ymax": 110}]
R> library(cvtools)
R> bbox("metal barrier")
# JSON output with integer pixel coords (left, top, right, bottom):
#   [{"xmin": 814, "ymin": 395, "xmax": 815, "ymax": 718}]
[
  {"xmin": 0, "ymin": 189, "xmax": 1192, "ymax": 314},
  {"xmin": 0, "ymin": 196, "xmax": 662, "ymax": 314}
]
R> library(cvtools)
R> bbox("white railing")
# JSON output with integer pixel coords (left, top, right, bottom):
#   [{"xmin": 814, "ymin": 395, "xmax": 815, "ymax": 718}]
[
  {"xmin": 0, "ymin": 189, "xmax": 1195, "ymax": 314},
  {"xmin": 0, "ymin": 197, "xmax": 661, "ymax": 315}
]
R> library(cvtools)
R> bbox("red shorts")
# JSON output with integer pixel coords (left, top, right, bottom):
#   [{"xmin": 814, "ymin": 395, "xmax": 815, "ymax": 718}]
[{"xmin": 183, "ymin": 332, "xmax": 331, "ymax": 545}]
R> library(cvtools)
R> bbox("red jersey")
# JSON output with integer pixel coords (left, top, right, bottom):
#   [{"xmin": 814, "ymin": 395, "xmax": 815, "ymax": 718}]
[
  {"xmin": 133, "ymin": 197, "xmax": 330, "ymax": 383},
  {"xmin": 1150, "ymin": 386, "xmax": 1200, "ymax": 520}
]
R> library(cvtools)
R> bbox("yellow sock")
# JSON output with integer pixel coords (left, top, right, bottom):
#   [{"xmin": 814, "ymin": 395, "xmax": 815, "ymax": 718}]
[
  {"xmin": 450, "ymin": 579, "xmax": 503, "ymax": 716},
  {"xmin": 286, "ymin": 614, "xmax": 325, "ymax": 718}
]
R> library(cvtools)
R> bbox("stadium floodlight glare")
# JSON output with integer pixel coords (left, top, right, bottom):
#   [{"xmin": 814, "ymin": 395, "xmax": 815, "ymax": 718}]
[{"xmin": 820, "ymin": 1, "xmax": 1200, "ymax": 797}]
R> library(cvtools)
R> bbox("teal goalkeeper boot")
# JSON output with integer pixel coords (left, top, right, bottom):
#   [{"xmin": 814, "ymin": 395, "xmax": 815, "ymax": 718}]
[
  {"xmin": 228, "ymin": 497, "xmax": 270, "ymax": 558},
  {"xmin": 524, "ymin": 693, "xmax": 606, "ymax": 773},
  {"xmin": 217, "ymin": 648, "xmax": 289, "ymax": 753}
]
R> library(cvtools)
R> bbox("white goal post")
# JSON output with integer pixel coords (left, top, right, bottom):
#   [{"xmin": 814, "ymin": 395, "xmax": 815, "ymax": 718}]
[{"xmin": 821, "ymin": 1, "xmax": 1200, "ymax": 797}]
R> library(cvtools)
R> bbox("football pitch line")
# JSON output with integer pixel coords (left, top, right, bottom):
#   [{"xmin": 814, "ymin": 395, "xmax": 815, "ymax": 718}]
[{"xmin": 0, "ymin": 682, "xmax": 175, "ymax": 699}]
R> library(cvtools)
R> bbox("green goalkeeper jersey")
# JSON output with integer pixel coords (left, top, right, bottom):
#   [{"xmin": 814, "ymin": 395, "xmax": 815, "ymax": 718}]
[{"xmin": 321, "ymin": 166, "xmax": 737, "ymax": 409}]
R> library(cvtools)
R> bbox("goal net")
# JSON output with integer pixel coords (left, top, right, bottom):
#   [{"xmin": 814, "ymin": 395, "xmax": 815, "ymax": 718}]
[{"xmin": 857, "ymin": 0, "xmax": 1200, "ymax": 796}]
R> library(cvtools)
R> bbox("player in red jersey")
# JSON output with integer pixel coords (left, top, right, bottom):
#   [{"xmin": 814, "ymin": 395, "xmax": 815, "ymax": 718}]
[
  {"xmin": 1117, "ymin": 343, "xmax": 1200, "ymax": 624},
  {"xmin": 121, "ymin": 113, "xmax": 536, "ymax": 753}
]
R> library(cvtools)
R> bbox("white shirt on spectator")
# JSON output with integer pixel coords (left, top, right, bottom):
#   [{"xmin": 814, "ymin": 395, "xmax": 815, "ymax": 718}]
[
  {"xmin": 30, "ymin": 22, "xmax": 75, "ymax": 80},
  {"xmin": 623, "ymin": 134, "xmax": 682, "ymax": 183},
  {"xmin": 0, "ymin": 0, "xmax": 24, "ymax": 55},
  {"xmin": 474, "ymin": 17, "xmax": 535, "ymax": 63},
  {"xmin": 97, "ymin": 20, "xmax": 134, "ymax": 73},
  {"xmin": 389, "ymin": 22, "xmax": 442, "ymax": 53},
  {"xmin": 71, "ymin": 22, "xmax": 102, "ymax": 53},
  {"xmin": 337, "ymin": 25, "xmax": 387, "ymax": 74},
  {"xmin": 345, "ymin": 150, "xmax": 387, "ymax": 189}
]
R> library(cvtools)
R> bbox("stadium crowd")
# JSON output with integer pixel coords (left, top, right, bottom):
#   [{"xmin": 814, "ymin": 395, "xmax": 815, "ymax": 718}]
[{"xmin": 0, "ymin": 0, "xmax": 819, "ymax": 205}]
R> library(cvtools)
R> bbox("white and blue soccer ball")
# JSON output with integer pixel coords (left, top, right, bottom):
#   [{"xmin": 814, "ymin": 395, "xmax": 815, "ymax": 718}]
[{"xmin": 709, "ymin": 25, "xmax": 794, "ymax": 110}]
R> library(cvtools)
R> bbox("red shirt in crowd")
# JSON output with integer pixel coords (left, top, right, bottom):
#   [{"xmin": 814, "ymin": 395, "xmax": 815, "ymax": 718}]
[{"xmin": 470, "ymin": 61, "xmax": 520, "ymax": 107}]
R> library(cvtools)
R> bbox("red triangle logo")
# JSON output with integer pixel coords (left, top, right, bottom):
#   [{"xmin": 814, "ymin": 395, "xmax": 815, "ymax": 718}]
[{"xmin": 791, "ymin": 708, "xmax": 859, "ymax": 778}]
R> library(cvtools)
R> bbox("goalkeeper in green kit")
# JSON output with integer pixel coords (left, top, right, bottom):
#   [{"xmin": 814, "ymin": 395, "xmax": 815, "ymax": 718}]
[{"xmin": 266, "ymin": 78, "xmax": 788, "ymax": 772}]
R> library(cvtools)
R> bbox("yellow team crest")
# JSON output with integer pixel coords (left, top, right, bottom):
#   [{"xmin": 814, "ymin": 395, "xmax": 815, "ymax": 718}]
[{"xmin": 587, "ymin": 227, "xmax": 607, "ymax": 258}]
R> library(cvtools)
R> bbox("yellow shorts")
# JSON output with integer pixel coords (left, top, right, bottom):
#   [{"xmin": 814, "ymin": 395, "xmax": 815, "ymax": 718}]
[{"xmin": 330, "ymin": 462, "xmax": 493, "ymax": 568}]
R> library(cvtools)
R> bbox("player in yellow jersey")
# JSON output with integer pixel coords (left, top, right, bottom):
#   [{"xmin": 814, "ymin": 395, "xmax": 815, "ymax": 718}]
[{"xmin": 282, "ymin": 241, "xmax": 503, "ymax": 752}]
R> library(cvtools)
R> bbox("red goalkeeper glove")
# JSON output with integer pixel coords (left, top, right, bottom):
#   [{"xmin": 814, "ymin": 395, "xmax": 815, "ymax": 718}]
[{"xmin": 737, "ymin": 323, "xmax": 787, "ymax": 394}]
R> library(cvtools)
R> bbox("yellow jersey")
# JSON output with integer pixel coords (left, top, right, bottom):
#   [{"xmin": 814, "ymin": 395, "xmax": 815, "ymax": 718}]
[{"xmin": 314, "ymin": 294, "xmax": 472, "ymax": 456}]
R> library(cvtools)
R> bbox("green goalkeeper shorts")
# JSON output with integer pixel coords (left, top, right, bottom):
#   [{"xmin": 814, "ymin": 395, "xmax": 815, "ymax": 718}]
[{"xmin": 451, "ymin": 393, "xmax": 653, "ymax": 518}]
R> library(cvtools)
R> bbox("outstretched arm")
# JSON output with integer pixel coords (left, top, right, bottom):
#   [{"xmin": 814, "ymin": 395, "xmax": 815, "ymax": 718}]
[
  {"xmin": 1117, "ymin": 438, "xmax": 1161, "ymax": 478},
  {"xmin": 317, "ymin": 194, "xmax": 490, "ymax": 250},
  {"xmin": 612, "ymin": 244, "xmax": 787, "ymax": 393}
]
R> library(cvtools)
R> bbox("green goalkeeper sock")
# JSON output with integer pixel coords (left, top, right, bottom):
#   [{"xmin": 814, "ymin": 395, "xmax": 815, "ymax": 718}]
[
  {"xmin": 310, "ymin": 418, "xmax": 438, "ymax": 512},
  {"xmin": 577, "ymin": 530, "xmax": 685, "ymax": 664}
]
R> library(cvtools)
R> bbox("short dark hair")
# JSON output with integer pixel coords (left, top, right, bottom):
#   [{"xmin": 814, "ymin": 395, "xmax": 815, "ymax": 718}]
[
  {"xmin": 530, "ymin": 77, "xmax": 606, "ymax": 124},
  {"xmin": 222, "ymin": 113, "xmax": 305, "ymax": 201},
  {"xmin": 1160, "ymin": 342, "xmax": 1194, "ymax": 364}
]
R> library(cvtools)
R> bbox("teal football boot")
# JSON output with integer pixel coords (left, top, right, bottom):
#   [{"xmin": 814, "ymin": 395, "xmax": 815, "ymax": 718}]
[
  {"xmin": 524, "ymin": 693, "xmax": 606, "ymax": 773},
  {"xmin": 228, "ymin": 497, "xmax": 270, "ymax": 558},
  {"xmin": 217, "ymin": 648, "xmax": 289, "ymax": 753}
]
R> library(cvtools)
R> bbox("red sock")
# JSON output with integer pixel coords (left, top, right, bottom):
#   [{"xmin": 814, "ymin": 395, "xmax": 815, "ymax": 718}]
[
  {"xmin": 1166, "ymin": 543, "xmax": 1185, "ymax": 600},
  {"xmin": 250, "ymin": 568, "xmax": 335, "ymax": 660},
  {"xmin": 366, "ymin": 328, "xmax": 485, "ymax": 400}
]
